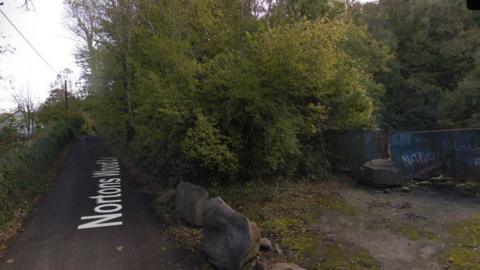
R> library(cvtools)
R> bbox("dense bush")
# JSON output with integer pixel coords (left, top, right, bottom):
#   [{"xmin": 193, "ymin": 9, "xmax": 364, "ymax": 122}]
[
  {"xmin": 0, "ymin": 117, "xmax": 83, "ymax": 228},
  {"xmin": 0, "ymin": 126, "xmax": 18, "ymax": 154},
  {"xmin": 94, "ymin": 19, "xmax": 383, "ymax": 185},
  {"xmin": 61, "ymin": 0, "xmax": 480, "ymax": 187},
  {"xmin": 67, "ymin": 1, "xmax": 387, "ymax": 185}
]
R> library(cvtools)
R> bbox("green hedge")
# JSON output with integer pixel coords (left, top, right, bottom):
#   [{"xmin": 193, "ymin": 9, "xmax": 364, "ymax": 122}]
[{"xmin": 0, "ymin": 117, "xmax": 83, "ymax": 228}]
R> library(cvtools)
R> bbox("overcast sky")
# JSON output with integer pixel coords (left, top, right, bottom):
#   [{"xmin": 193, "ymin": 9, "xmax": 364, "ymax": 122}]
[
  {"xmin": 0, "ymin": 0, "xmax": 78, "ymax": 112},
  {"xmin": 0, "ymin": 0, "xmax": 376, "ymax": 113}
]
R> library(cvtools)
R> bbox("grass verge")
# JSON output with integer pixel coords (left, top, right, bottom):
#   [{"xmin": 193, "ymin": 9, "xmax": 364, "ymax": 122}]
[{"xmin": 0, "ymin": 141, "xmax": 74, "ymax": 255}]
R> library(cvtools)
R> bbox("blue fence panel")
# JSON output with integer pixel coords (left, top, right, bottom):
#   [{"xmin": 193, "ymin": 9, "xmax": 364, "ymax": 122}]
[
  {"xmin": 390, "ymin": 129, "xmax": 480, "ymax": 181},
  {"xmin": 449, "ymin": 130, "xmax": 480, "ymax": 180}
]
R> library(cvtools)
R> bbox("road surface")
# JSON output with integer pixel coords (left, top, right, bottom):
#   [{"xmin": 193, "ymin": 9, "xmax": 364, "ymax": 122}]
[{"xmin": 0, "ymin": 136, "xmax": 191, "ymax": 270}]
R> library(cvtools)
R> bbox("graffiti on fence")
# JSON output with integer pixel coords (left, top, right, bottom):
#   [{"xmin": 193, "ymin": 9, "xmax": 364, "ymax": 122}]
[
  {"xmin": 442, "ymin": 141, "xmax": 480, "ymax": 154},
  {"xmin": 466, "ymin": 157, "xmax": 480, "ymax": 167},
  {"xmin": 401, "ymin": 152, "xmax": 436, "ymax": 166},
  {"xmin": 326, "ymin": 128, "xmax": 480, "ymax": 182},
  {"xmin": 390, "ymin": 129, "xmax": 480, "ymax": 181}
]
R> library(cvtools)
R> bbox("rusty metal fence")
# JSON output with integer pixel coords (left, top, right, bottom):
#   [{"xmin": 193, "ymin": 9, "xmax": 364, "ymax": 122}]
[{"xmin": 326, "ymin": 128, "xmax": 480, "ymax": 181}]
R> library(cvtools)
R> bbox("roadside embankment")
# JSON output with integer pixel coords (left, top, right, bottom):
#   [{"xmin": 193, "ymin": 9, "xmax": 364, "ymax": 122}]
[{"xmin": 0, "ymin": 117, "xmax": 83, "ymax": 253}]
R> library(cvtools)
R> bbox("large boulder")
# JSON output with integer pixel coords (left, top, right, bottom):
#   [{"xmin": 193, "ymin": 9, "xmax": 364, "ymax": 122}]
[
  {"xmin": 175, "ymin": 181, "xmax": 209, "ymax": 226},
  {"xmin": 202, "ymin": 197, "xmax": 261, "ymax": 270},
  {"xmin": 359, "ymin": 159, "xmax": 404, "ymax": 187}
]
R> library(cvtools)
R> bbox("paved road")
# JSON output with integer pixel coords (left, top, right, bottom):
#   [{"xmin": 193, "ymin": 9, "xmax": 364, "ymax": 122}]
[{"xmin": 0, "ymin": 136, "xmax": 191, "ymax": 270}]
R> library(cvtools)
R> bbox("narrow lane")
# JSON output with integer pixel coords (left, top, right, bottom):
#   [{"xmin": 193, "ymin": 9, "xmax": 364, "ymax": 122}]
[{"xmin": 0, "ymin": 136, "xmax": 190, "ymax": 270}]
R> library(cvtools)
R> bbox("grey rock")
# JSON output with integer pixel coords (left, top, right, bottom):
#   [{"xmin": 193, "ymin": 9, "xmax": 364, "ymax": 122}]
[
  {"xmin": 175, "ymin": 181, "xmax": 209, "ymax": 226},
  {"xmin": 259, "ymin": 238, "xmax": 273, "ymax": 251},
  {"xmin": 202, "ymin": 197, "xmax": 261, "ymax": 270},
  {"xmin": 359, "ymin": 159, "xmax": 404, "ymax": 187},
  {"xmin": 270, "ymin": 263, "xmax": 306, "ymax": 270},
  {"xmin": 274, "ymin": 243, "xmax": 283, "ymax": 255}
]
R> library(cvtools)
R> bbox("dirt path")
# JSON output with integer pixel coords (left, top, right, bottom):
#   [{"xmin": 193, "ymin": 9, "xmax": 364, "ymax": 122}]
[
  {"xmin": 331, "ymin": 185, "xmax": 480, "ymax": 269},
  {"xmin": 212, "ymin": 179, "xmax": 480, "ymax": 270}
]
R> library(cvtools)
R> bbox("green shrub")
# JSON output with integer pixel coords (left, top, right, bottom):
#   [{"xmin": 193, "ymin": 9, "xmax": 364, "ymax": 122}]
[
  {"xmin": 0, "ymin": 117, "xmax": 81, "ymax": 229},
  {"xmin": 0, "ymin": 126, "xmax": 18, "ymax": 154},
  {"xmin": 83, "ymin": 1, "xmax": 387, "ymax": 185}
]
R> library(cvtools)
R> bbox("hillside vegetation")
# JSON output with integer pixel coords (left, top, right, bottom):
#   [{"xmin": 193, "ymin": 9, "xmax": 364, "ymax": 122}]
[
  {"xmin": 0, "ymin": 117, "xmax": 83, "ymax": 250},
  {"xmin": 65, "ymin": 0, "xmax": 480, "ymax": 184}
]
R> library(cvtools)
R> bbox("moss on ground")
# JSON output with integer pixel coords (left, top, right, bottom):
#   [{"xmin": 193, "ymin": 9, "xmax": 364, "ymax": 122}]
[
  {"xmin": 186, "ymin": 179, "xmax": 375, "ymax": 269},
  {"xmin": 208, "ymin": 181, "xmax": 281, "ymax": 222},
  {"xmin": 163, "ymin": 177, "xmax": 480, "ymax": 270},
  {"xmin": 263, "ymin": 216, "xmax": 379, "ymax": 270},
  {"xmin": 320, "ymin": 244, "xmax": 380, "ymax": 270},
  {"xmin": 444, "ymin": 214, "xmax": 480, "ymax": 270},
  {"xmin": 388, "ymin": 223, "xmax": 438, "ymax": 241},
  {"xmin": 282, "ymin": 231, "xmax": 321, "ymax": 258},
  {"xmin": 263, "ymin": 217, "xmax": 306, "ymax": 235},
  {"xmin": 256, "ymin": 181, "xmax": 376, "ymax": 269},
  {"xmin": 263, "ymin": 215, "xmax": 320, "ymax": 261},
  {"xmin": 445, "ymin": 247, "xmax": 480, "ymax": 270},
  {"xmin": 317, "ymin": 195, "xmax": 357, "ymax": 216},
  {"xmin": 448, "ymin": 214, "xmax": 480, "ymax": 247}
]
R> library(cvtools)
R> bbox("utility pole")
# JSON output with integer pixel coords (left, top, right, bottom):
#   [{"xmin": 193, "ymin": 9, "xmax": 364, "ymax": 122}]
[{"xmin": 64, "ymin": 80, "xmax": 68, "ymax": 116}]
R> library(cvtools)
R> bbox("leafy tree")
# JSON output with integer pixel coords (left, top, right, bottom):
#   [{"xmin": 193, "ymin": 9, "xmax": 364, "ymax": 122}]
[
  {"xmin": 438, "ymin": 51, "xmax": 480, "ymax": 128},
  {"xmin": 62, "ymin": 0, "xmax": 390, "ymax": 183},
  {"xmin": 266, "ymin": 0, "xmax": 347, "ymax": 24},
  {"xmin": 37, "ymin": 70, "xmax": 84, "ymax": 127},
  {"xmin": 357, "ymin": 0, "xmax": 480, "ymax": 130}
]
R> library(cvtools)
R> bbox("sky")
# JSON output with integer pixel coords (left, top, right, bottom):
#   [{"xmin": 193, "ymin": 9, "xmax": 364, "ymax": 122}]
[
  {"xmin": 0, "ymin": 0, "xmax": 79, "ymax": 113},
  {"xmin": 0, "ymin": 0, "xmax": 376, "ymax": 113}
]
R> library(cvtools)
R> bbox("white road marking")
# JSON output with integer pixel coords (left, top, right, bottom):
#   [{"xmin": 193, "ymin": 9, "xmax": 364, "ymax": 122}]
[{"xmin": 78, "ymin": 157, "xmax": 123, "ymax": 230}]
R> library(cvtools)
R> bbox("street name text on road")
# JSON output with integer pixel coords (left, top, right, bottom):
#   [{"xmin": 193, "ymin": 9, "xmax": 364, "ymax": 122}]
[{"xmin": 77, "ymin": 157, "xmax": 123, "ymax": 230}]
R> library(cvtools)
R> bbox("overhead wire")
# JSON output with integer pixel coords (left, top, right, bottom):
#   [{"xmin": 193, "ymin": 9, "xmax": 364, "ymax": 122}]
[{"xmin": 0, "ymin": 9, "xmax": 57, "ymax": 74}]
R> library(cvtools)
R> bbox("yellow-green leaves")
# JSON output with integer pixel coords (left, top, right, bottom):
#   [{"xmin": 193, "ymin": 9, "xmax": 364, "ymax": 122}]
[{"xmin": 182, "ymin": 112, "xmax": 238, "ymax": 173}]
